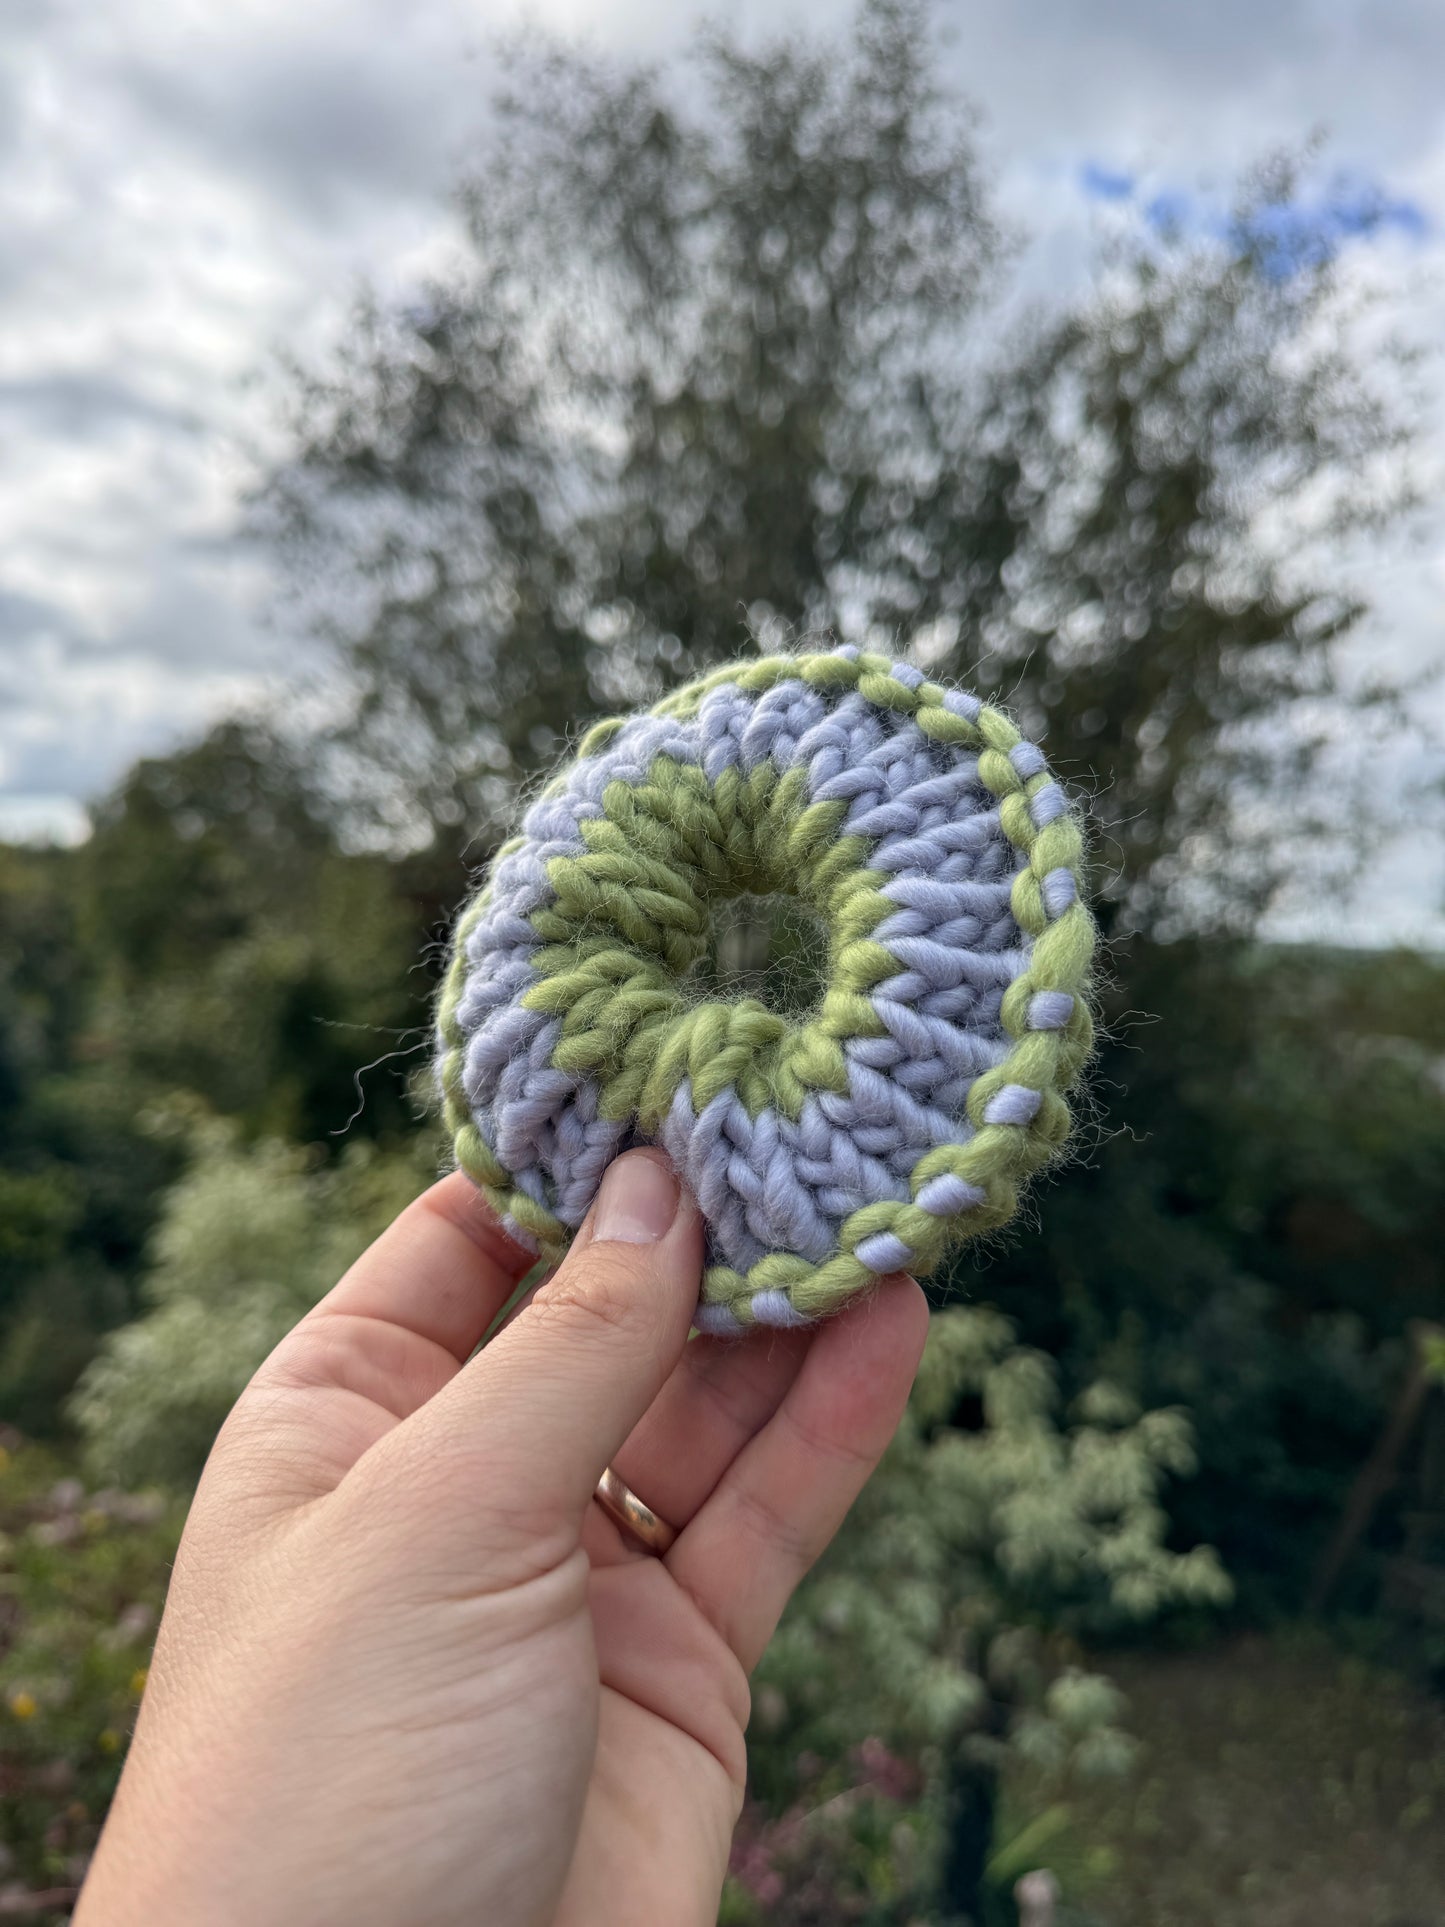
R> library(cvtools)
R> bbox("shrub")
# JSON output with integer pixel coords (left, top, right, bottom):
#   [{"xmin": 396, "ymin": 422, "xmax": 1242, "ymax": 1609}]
[{"xmin": 0, "ymin": 1434, "xmax": 182, "ymax": 1912}]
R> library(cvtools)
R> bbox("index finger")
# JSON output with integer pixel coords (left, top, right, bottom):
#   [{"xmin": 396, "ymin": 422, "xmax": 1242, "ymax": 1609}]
[
  {"xmin": 220, "ymin": 1174, "xmax": 539, "ymax": 1509},
  {"xmin": 310, "ymin": 1172, "xmax": 536, "ymax": 1365}
]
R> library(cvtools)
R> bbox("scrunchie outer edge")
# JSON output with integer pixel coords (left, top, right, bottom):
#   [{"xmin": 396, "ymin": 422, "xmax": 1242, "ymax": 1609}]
[{"xmin": 436, "ymin": 648, "xmax": 1096, "ymax": 1329}]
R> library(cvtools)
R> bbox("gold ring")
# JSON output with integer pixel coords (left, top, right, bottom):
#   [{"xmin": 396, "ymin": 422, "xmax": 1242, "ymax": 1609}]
[{"xmin": 593, "ymin": 1465, "xmax": 677, "ymax": 1556}]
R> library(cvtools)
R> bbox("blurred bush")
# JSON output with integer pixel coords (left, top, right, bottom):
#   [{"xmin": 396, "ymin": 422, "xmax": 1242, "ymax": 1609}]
[
  {"xmin": 978, "ymin": 939, "xmax": 1445, "ymax": 1613},
  {"xmin": 743, "ymin": 1305, "xmax": 1230, "ymax": 1913},
  {"xmin": 0, "ymin": 723, "xmax": 427, "ymax": 1436},
  {"xmin": 70, "ymin": 1122, "xmax": 429, "ymax": 1489},
  {"xmin": 0, "ymin": 1435, "xmax": 181, "ymax": 1911}
]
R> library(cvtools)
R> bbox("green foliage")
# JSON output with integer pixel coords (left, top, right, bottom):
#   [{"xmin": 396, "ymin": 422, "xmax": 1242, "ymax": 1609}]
[
  {"xmin": 78, "ymin": 720, "xmax": 424, "ymax": 1142},
  {"xmin": 0, "ymin": 1436, "xmax": 182, "ymax": 1906},
  {"xmin": 0, "ymin": 846, "xmax": 173, "ymax": 1433},
  {"xmin": 921, "ymin": 201, "xmax": 1418, "ymax": 936},
  {"xmin": 744, "ymin": 1305, "xmax": 1230, "ymax": 1908},
  {"xmin": 0, "ymin": 722, "xmax": 436, "ymax": 1432},
  {"xmin": 256, "ymin": 0, "xmax": 998, "ymax": 851},
  {"xmin": 70, "ymin": 1123, "xmax": 430, "ymax": 1489},
  {"xmin": 976, "ymin": 938, "xmax": 1445, "ymax": 1610}
]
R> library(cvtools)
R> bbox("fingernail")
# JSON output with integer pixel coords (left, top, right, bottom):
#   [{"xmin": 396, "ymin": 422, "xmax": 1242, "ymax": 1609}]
[{"xmin": 592, "ymin": 1154, "xmax": 679, "ymax": 1245}]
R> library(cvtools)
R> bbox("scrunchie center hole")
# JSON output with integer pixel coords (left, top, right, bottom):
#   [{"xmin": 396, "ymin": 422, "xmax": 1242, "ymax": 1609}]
[{"xmin": 690, "ymin": 892, "xmax": 830, "ymax": 1020}]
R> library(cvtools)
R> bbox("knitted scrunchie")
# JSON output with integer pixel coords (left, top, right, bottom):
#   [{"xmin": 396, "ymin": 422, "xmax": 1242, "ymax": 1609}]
[{"xmin": 436, "ymin": 647, "xmax": 1094, "ymax": 1332}]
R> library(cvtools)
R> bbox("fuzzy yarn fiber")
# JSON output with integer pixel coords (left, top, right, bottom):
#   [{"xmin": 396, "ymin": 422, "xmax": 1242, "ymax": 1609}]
[{"xmin": 436, "ymin": 647, "xmax": 1094, "ymax": 1332}]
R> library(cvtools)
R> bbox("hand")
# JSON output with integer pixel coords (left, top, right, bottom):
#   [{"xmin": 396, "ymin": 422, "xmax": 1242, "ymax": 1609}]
[{"xmin": 76, "ymin": 1151, "xmax": 929, "ymax": 1927}]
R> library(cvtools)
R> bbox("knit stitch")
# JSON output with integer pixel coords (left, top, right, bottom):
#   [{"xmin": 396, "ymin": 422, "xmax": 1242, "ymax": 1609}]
[{"xmin": 436, "ymin": 647, "xmax": 1095, "ymax": 1330}]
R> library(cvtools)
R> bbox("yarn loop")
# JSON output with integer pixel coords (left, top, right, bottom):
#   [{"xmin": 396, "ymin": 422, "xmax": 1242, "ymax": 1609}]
[{"xmin": 437, "ymin": 647, "xmax": 1094, "ymax": 1330}]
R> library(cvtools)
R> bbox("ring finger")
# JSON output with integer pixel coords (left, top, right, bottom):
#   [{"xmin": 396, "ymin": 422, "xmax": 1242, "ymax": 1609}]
[{"xmin": 584, "ymin": 1320, "xmax": 817, "ymax": 1562}]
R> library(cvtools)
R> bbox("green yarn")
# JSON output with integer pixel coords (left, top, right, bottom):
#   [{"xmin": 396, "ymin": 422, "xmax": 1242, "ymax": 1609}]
[{"xmin": 527, "ymin": 754, "xmax": 871, "ymax": 1127}]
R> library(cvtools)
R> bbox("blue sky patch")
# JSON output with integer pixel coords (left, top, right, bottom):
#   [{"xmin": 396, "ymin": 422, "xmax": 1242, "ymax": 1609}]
[
  {"xmin": 1079, "ymin": 161, "xmax": 1135, "ymax": 202},
  {"xmin": 1080, "ymin": 159, "xmax": 1429, "ymax": 277}
]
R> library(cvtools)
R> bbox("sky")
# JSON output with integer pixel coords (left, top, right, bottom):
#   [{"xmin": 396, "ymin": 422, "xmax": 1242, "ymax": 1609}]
[{"xmin": 3, "ymin": 0, "xmax": 1443, "ymax": 941}]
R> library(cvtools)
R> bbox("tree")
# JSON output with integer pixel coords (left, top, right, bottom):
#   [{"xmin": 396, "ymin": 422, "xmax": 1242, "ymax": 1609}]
[
  {"xmin": 256, "ymin": 0, "xmax": 1417, "ymax": 933},
  {"xmin": 0, "ymin": 845, "xmax": 172, "ymax": 1431},
  {"xmin": 258, "ymin": 0, "xmax": 997, "ymax": 855},
  {"xmin": 78, "ymin": 720, "xmax": 425, "ymax": 1144}
]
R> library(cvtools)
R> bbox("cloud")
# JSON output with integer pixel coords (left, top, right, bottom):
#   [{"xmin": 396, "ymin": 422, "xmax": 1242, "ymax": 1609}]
[
  {"xmin": 0, "ymin": 374, "xmax": 203, "ymax": 440},
  {"xmin": 0, "ymin": 572, "xmax": 281, "ymax": 809},
  {"xmin": 0, "ymin": 586, "xmax": 79, "ymax": 655},
  {"xmin": 107, "ymin": 6, "xmax": 493, "ymax": 224}
]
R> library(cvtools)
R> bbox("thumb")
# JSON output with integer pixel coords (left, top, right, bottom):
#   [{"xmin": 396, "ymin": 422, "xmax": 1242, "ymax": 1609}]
[{"xmin": 377, "ymin": 1151, "xmax": 702, "ymax": 1564}]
